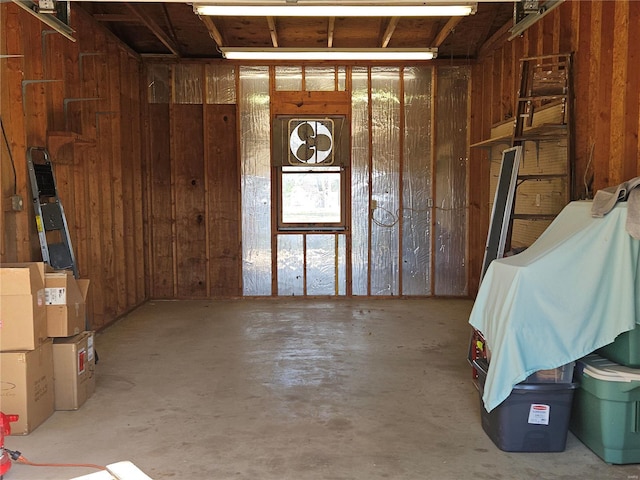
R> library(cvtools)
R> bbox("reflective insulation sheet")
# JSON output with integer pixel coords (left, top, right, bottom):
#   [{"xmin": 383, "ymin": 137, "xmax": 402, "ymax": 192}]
[
  {"xmin": 350, "ymin": 67, "xmax": 370, "ymax": 295},
  {"xmin": 306, "ymin": 234, "xmax": 337, "ymax": 296},
  {"xmin": 240, "ymin": 66, "xmax": 272, "ymax": 295},
  {"xmin": 275, "ymin": 66, "xmax": 303, "ymax": 91},
  {"xmin": 434, "ymin": 66, "xmax": 469, "ymax": 295},
  {"xmin": 337, "ymin": 234, "xmax": 346, "ymax": 295},
  {"xmin": 277, "ymin": 234, "xmax": 304, "ymax": 296},
  {"xmin": 205, "ymin": 64, "xmax": 236, "ymax": 104},
  {"xmin": 147, "ymin": 64, "xmax": 170, "ymax": 104},
  {"xmin": 305, "ymin": 66, "xmax": 337, "ymax": 91},
  {"xmin": 173, "ymin": 64, "xmax": 203, "ymax": 104},
  {"xmin": 402, "ymin": 66, "xmax": 433, "ymax": 295},
  {"xmin": 337, "ymin": 67, "xmax": 346, "ymax": 92},
  {"xmin": 370, "ymin": 67, "xmax": 400, "ymax": 296}
]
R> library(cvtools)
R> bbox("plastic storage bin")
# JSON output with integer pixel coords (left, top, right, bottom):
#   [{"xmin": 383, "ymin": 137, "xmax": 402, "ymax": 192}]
[
  {"xmin": 597, "ymin": 325, "xmax": 640, "ymax": 367},
  {"xmin": 522, "ymin": 362, "xmax": 575, "ymax": 384},
  {"xmin": 570, "ymin": 353, "xmax": 640, "ymax": 464},
  {"xmin": 474, "ymin": 359, "xmax": 578, "ymax": 452}
]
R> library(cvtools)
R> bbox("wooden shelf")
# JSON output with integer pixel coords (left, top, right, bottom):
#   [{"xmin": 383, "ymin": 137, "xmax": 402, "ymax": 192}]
[
  {"xmin": 515, "ymin": 123, "xmax": 567, "ymax": 142},
  {"xmin": 470, "ymin": 134, "xmax": 512, "ymax": 148},
  {"xmin": 471, "ymin": 124, "xmax": 566, "ymax": 149}
]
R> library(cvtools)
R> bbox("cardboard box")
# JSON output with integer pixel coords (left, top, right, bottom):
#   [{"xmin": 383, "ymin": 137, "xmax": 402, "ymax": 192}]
[
  {"xmin": 53, "ymin": 331, "xmax": 96, "ymax": 410},
  {"xmin": 0, "ymin": 262, "xmax": 48, "ymax": 351},
  {"xmin": 0, "ymin": 339, "xmax": 55, "ymax": 435},
  {"xmin": 45, "ymin": 270, "xmax": 90, "ymax": 337}
]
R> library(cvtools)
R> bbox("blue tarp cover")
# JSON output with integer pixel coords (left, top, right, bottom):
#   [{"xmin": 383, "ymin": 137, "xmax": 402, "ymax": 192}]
[{"xmin": 469, "ymin": 201, "xmax": 640, "ymax": 412}]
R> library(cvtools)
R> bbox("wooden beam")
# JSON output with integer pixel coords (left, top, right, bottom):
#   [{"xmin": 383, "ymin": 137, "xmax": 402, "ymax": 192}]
[
  {"xmin": 126, "ymin": 4, "xmax": 181, "ymax": 57},
  {"xmin": 433, "ymin": 16, "xmax": 463, "ymax": 48},
  {"xmin": 327, "ymin": 16, "xmax": 335, "ymax": 48},
  {"xmin": 92, "ymin": 13, "xmax": 139, "ymax": 23},
  {"xmin": 477, "ymin": 15, "xmax": 511, "ymax": 59},
  {"xmin": 161, "ymin": 3, "xmax": 181, "ymax": 49},
  {"xmin": 267, "ymin": 16, "xmax": 278, "ymax": 47},
  {"xmin": 199, "ymin": 15, "xmax": 225, "ymax": 48},
  {"xmin": 381, "ymin": 16, "xmax": 399, "ymax": 48}
]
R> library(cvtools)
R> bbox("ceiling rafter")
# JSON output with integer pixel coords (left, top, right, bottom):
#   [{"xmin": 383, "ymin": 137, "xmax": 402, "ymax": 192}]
[
  {"xmin": 92, "ymin": 14, "xmax": 139, "ymax": 23},
  {"xmin": 267, "ymin": 16, "xmax": 278, "ymax": 47},
  {"xmin": 477, "ymin": 17, "xmax": 512, "ymax": 58},
  {"xmin": 432, "ymin": 16, "xmax": 463, "ymax": 48},
  {"xmin": 160, "ymin": 3, "xmax": 181, "ymax": 49},
  {"xmin": 126, "ymin": 4, "xmax": 181, "ymax": 56},
  {"xmin": 473, "ymin": 4, "xmax": 501, "ymax": 56},
  {"xmin": 327, "ymin": 17, "xmax": 335, "ymax": 48},
  {"xmin": 199, "ymin": 15, "xmax": 226, "ymax": 48},
  {"xmin": 380, "ymin": 16, "xmax": 400, "ymax": 48},
  {"xmin": 74, "ymin": 2, "xmax": 516, "ymax": 60}
]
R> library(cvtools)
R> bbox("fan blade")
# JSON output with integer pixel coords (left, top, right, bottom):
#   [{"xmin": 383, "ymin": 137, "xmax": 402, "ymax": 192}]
[
  {"xmin": 315, "ymin": 134, "xmax": 332, "ymax": 152},
  {"xmin": 296, "ymin": 144, "xmax": 314, "ymax": 161},
  {"xmin": 297, "ymin": 122, "xmax": 314, "ymax": 141}
]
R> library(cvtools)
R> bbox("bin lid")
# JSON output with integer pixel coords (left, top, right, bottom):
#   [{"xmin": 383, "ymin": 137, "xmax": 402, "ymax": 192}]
[{"xmin": 578, "ymin": 353, "xmax": 640, "ymax": 383}]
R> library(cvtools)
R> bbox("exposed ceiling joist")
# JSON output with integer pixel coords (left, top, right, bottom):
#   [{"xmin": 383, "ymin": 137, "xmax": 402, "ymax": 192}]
[
  {"xmin": 126, "ymin": 4, "xmax": 181, "ymax": 56},
  {"xmin": 433, "ymin": 16, "xmax": 463, "ymax": 47},
  {"xmin": 327, "ymin": 17, "xmax": 335, "ymax": 48},
  {"xmin": 199, "ymin": 15, "xmax": 225, "ymax": 48},
  {"xmin": 381, "ymin": 16, "xmax": 399, "ymax": 48},
  {"xmin": 92, "ymin": 13, "xmax": 139, "ymax": 22},
  {"xmin": 70, "ymin": 2, "xmax": 515, "ymax": 60},
  {"xmin": 477, "ymin": 16, "xmax": 512, "ymax": 58},
  {"xmin": 267, "ymin": 16, "xmax": 278, "ymax": 47}
]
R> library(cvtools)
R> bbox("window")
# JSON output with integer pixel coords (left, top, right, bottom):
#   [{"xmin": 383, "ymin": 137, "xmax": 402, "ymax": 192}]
[
  {"xmin": 273, "ymin": 115, "xmax": 349, "ymax": 231},
  {"xmin": 281, "ymin": 166, "xmax": 342, "ymax": 224}
]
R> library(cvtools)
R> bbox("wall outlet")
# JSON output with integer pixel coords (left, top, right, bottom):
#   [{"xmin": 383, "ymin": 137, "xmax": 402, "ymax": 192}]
[{"xmin": 11, "ymin": 194, "xmax": 24, "ymax": 211}]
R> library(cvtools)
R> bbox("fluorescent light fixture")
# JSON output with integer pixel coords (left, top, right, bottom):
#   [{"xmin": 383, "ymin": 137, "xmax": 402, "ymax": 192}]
[
  {"xmin": 219, "ymin": 47, "xmax": 438, "ymax": 61},
  {"xmin": 195, "ymin": 3, "xmax": 477, "ymax": 17}
]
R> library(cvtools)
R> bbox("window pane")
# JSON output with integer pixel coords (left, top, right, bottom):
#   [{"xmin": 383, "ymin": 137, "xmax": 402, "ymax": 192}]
[{"xmin": 282, "ymin": 171, "xmax": 341, "ymax": 223}]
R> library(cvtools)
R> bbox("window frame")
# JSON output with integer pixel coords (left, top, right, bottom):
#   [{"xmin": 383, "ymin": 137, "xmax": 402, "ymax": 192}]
[{"xmin": 276, "ymin": 164, "xmax": 348, "ymax": 232}]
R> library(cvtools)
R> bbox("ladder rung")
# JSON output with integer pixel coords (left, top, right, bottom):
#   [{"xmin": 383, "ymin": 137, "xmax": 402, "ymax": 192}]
[
  {"xmin": 517, "ymin": 174, "xmax": 567, "ymax": 181},
  {"xmin": 518, "ymin": 95, "xmax": 567, "ymax": 101}
]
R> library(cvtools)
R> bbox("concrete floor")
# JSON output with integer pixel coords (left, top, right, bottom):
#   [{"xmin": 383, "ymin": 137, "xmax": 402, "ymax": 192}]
[{"xmin": 5, "ymin": 299, "xmax": 639, "ymax": 480}]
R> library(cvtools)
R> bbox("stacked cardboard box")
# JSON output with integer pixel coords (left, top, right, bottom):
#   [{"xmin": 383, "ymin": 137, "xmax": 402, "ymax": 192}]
[
  {"xmin": 0, "ymin": 263, "xmax": 95, "ymax": 435},
  {"xmin": 52, "ymin": 331, "xmax": 96, "ymax": 411},
  {"xmin": 0, "ymin": 263, "xmax": 55, "ymax": 435},
  {"xmin": 44, "ymin": 267, "xmax": 96, "ymax": 412}
]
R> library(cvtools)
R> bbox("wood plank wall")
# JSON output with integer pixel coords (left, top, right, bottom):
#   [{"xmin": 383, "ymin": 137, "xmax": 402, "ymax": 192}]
[
  {"xmin": 468, "ymin": 0, "xmax": 640, "ymax": 295},
  {"xmin": 146, "ymin": 71, "xmax": 241, "ymax": 299},
  {"xmin": 0, "ymin": 4, "xmax": 146, "ymax": 329}
]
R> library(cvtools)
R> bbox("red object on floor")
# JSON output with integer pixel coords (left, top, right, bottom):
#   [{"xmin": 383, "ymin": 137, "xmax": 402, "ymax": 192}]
[{"xmin": 1, "ymin": 412, "xmax": 19, "ymax": 477}]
